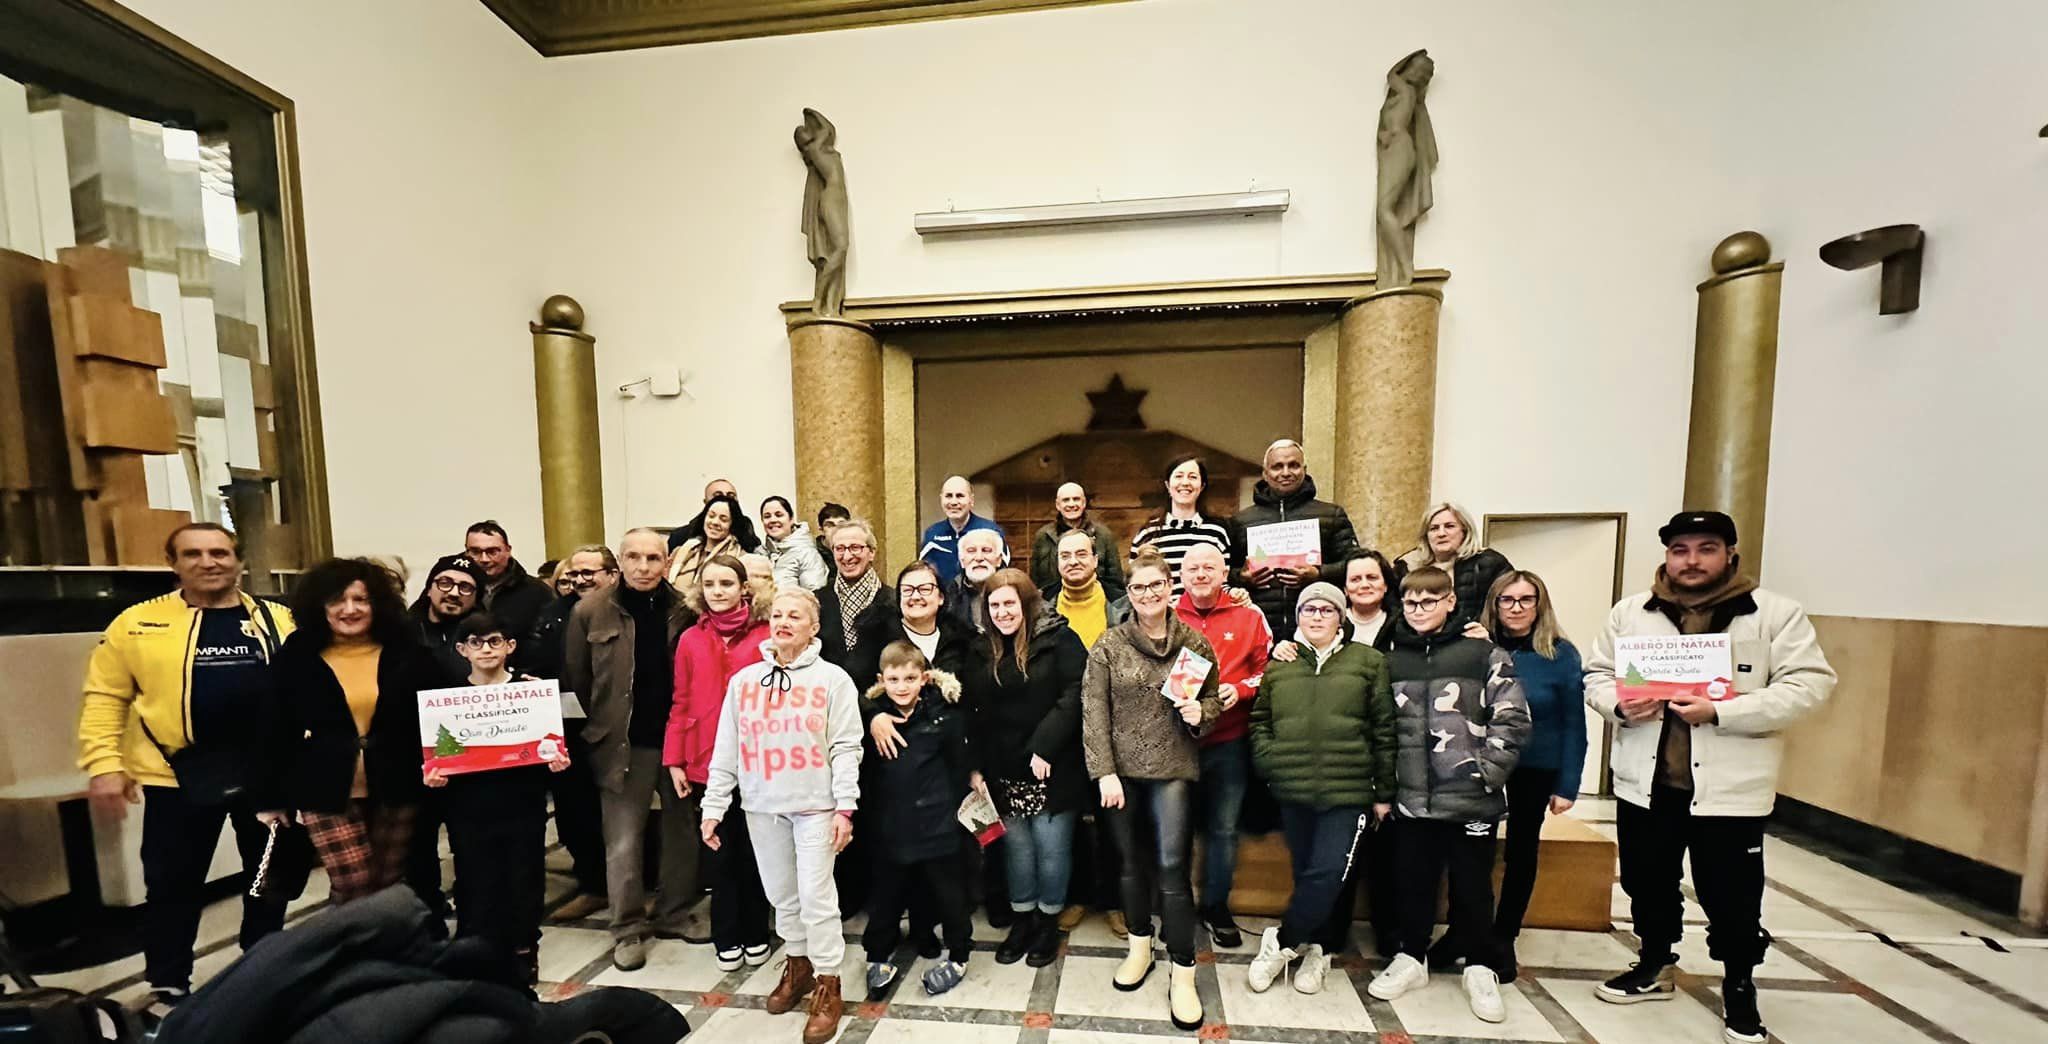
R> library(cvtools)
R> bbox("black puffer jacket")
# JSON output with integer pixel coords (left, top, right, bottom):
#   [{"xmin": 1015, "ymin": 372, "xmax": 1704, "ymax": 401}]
[
  {"xmin": 1388, "ymin": 547, "xmax": 1513, "ymax": 632},
  {"xmin": 157, "ymin": 885, "xmax": 689, "ymax": 1044},
  {"xmin": 260, "ymin": 635, "xmax": 443, "ymax": 813},
  {"xmin": 962, "ymin": 611, "xmax": 1091, "ymax": 816},
  {"xmin": 1383, "ymin": 621, "xmax": 1530, "ymax": 822},
  {"xmin": 1232, "ymin": 477, "xmax": 1361, "ymax": 637},
  {"xmin": 514, "ymin": 593, "xmax": 576, "ymax": 679},
  {"xmin": 482, "ymin": 560, "xmax": 555, "ymax": 648},
  {"xmin": 860, "ymin": 671, "xmax": 974, "ymax": 864}
]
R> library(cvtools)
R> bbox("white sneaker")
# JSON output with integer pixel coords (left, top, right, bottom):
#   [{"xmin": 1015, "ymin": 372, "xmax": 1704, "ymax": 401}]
[
  {"xmin": 1464, "ymin": 965, "xmax": 1506, "ymax": 1023},
  {"xmin": 1293, "ymin": 943, "xmax": 1329, "ymax": 994},
  {"xmin": 1368, "ymin": 953, "xmax": 1427, "ymax": 1000},
  {"xmin": 1246, "ymin": 927, "xmax": 1297, "ymax": 993}
]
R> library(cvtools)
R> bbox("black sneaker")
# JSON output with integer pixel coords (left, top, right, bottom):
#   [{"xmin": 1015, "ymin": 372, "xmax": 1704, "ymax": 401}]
[
  {"xmin": 1721, "ymin": 977, "xmax": 1767, "ymax": 1043},
  {"xmin": 1597, "ymin": 954, "xmax": 1678, "ymax": 1004},
  {"xmin": 1204, "ymin": 907, "xmax": 1243, "ymax": 949},
  {"xmin": 995, "ymin": 911, "xmax": 1035, "ymax": 964}
]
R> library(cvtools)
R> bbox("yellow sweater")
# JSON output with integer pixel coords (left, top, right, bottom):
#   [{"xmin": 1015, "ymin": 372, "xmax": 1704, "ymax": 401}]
[
  {"xmin": 321, "ymin": 641, "xmax": 382, "ymax": 798},
  {"xmin": 1058, "ymin": 581, "xmax": 1110, "ymax": 649}
]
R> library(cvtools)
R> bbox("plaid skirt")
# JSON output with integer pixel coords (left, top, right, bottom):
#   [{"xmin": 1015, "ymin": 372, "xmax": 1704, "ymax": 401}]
[{"xmin": 302, "ymin": 801, "xmax": 416, "ymax": 903}]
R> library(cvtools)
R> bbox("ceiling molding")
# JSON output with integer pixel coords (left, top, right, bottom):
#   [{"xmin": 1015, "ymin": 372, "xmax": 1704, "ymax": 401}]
[{"xmin": 478, "ymin": 0, "xmax": 1134, "ymax": 56}]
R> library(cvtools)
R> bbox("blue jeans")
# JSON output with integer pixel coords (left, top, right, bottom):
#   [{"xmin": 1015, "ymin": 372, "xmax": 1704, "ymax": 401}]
[
  {"xmin": 1278, "ymin": 802, "xmax": 1370, "ymax": 949},
  {"xmin": 1000, "ymin": 809, "xmax": 1077, "ymax": 915},
  {"xmin": 1197, "ymin": 738, "xmax": 1250, "ymax": 909}
]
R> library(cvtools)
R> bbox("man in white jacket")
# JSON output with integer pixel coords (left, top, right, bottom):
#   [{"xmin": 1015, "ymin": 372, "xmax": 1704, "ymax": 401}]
[{"xmin": 1585, "ymin": 511, "xmax": 1835, "ymax": 1044}]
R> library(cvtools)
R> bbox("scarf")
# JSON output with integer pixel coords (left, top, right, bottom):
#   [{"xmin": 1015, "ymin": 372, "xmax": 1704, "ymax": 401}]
[
  {"xmin": 668, "ymin": 534, "xmax": 739, "ymax": 587},
  {"xmin": 1646, "ymin": 563, "xmax": 1758, "ymax": 791},
  {"xmin": 834, "ymin": 569, "xmax": 880, "ymax": 650}
]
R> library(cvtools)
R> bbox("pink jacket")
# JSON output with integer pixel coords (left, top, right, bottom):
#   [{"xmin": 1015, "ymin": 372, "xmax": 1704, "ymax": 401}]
[{"xmin": 664, "ymin": 605, "xmax": 770, "ymax": 782}]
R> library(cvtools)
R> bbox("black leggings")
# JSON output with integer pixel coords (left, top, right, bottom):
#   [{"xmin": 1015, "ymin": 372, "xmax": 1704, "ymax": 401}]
[
  {"xmin": 1493, "ymin": 765, "xmax": 1557, "ymax": 940},
  {"xmin": 1107, "ymin": 778, "xmax": 1197, "ymax": 965}
]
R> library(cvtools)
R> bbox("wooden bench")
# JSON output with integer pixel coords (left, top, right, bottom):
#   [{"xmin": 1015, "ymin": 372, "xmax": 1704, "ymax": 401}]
[{"xmin": 1206, "ymin": 812, "xmax": 1615, "ymax": 932}]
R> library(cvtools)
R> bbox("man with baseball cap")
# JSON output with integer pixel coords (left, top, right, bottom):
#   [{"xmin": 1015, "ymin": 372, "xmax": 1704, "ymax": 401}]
[
  {"xmin": 410, "ymin": 554, "xmax": 486, "ymax": 684},
  {"xmin": 1585, "ymin": 510, "xmax": 1836, "ymax": 1044}
]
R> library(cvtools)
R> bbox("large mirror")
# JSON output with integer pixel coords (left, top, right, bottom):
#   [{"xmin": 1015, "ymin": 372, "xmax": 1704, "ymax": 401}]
[{"xmin": 0, "ymin": 0, "xmax": 326, "ymax": 602}]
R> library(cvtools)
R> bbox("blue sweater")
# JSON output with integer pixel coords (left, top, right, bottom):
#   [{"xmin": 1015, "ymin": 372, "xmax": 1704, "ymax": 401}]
[
  {"xmin": 917, "ymin": 513, "xmax": 1006, "ymax": 584},
  {"xmin": 1499, "ymin": 635, "xmax": 1588, "ymax": 800}
]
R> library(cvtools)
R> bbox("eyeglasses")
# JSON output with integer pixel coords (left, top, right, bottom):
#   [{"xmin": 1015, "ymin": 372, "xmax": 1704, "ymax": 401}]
[
  {"xmin": 563, "ymin": 568, "xmax": 609, "ymax": 580},
  {"xmin": 432, "ymin": 577, "xmax": 477, "ymax": 596},
  {"xmin": 900, "ymin": 583, "xmax": 939, "ymax": 597},
  {"xmin": 466, "ymin": 546, "xmax": 507, "ymax": 558},
  {"xmin": 1128, "ymin": 579, "xmax": 1172, "ymax": 597},
  {"xmin": 1298, "ymin": 604, "xmax": 1339, "ymax": 618},
  {"xmin": 460, "ymin": 636, "xmax": 508, "ymax": 650},
  {"xmin": 1401, "ymin": 595, "xmax": 1447, "ymax": 611},
  {"xmin": 832, "ymin": 544, "xmax": 871, "ymax": 555},
  {"xmin": 1496, "ymin": 595, "xmax": 1539, "ymax": 611}
]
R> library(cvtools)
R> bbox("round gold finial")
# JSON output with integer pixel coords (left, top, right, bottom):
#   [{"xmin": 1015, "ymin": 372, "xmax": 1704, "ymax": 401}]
[
  {"xmin": 538, "ymin": 294, "xmax": 585, "ymax": 331},
  {"xmin": 1711, "ymin": 231, "xmax": 1771, "ymax": 274}
]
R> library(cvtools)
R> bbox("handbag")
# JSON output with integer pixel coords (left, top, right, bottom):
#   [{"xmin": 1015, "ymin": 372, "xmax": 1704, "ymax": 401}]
[{"xmin": 137, "ymin": 599, "xmax": 284, "ymax": 807}]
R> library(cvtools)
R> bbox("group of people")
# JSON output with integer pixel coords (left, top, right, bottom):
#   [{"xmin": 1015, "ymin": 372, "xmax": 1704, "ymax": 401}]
[{"xmin": 77, "ymin": 440, "xmax": 1835, "ymax": 1044}]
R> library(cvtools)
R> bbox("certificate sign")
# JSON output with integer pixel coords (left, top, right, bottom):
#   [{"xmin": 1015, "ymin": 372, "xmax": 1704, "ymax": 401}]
[
  {"xmin": 1245, "ymin": 519, "xmax": 1321, "ymax": 571},
  {"xmin": 1160, "ymin": 647, "xmax": 1213, "ymax": 705},
  {"xmin": 1614, "ymin": 634, "xmax": 1736, "ymax": 702},
  {"xmin": 419, "ymin": 678, "xmax": 568, "ymax": 775}
]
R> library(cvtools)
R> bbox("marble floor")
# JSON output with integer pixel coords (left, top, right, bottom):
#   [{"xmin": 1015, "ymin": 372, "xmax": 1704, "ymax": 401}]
[{"xmin": 33, "ymin": 798, "xmax": 2048, "ymax": 1043}]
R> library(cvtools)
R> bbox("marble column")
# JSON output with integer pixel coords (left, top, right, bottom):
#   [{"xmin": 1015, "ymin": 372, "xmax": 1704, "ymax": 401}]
[
  {"xmin": 789, "ymin": 315, "xmax": 883, "ymax": 548},
  {"xmin": 1685, "ymin": 232, "xmax": 1783, "ymax": 579},
  {"xmin": 531, "ymin": 295, "xmax": 604, "ymax": 559},
  {"xmin": 1334, "ymin": 286, "xmax": 1443, "ymax": 556}
]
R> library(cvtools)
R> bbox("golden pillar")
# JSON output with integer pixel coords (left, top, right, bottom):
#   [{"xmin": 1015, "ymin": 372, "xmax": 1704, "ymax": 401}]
[
  {"xmin": 1685, "ymin": 232, "xmax": 1783, "ymax": 578},
  {"xmin": 531, "ymin": 295, "xmax": 605, "ymax": 560},
  {"xmin": 789, "ymin": 316, "xmax": 884, "ymax": 549},
  {"xmin": 1334, "ymin": 286, "xmax": 1443, "ymax": 555}
]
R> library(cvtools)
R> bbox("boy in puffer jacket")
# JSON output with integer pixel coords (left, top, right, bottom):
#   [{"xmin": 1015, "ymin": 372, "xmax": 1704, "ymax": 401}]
[
  {"xmin": 857, "ymin": 641, "xmax": 979, "ymax": 999},
  {"xmin": 1365, "ymin": 566, "xmax": 1529, "ymax": 1025}
]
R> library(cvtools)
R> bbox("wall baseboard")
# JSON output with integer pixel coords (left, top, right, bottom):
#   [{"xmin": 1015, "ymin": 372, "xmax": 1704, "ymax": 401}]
[{"xmin": 1772, "ymin": 795, "xmax": 2020, "ymax": 915}]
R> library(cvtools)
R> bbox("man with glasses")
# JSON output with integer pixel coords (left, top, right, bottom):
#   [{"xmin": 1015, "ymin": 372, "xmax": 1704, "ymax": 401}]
[
  {"xmin": 1175, "ymin": 543, "xmax": 1273, "ymax": 950},
  {"xmin": 411, "ymin": 554, "xmax": 485, "ymax": 683},
  {"xmin": 565, "ymin": 528, "xmax": 701, "ymax": 969},
  {"xmin": 818, "ymin": 519, "xmax": 896, "ymax": 668},
  {"xmin": 1367, "ymin": 566, "xmax": 1529, "ymax": 1025},
  {"xmin": 522, "ymin": 543, "xmax": 619, "ymax": 922},
  {"xmin": 1586, "ymin": 512, "xmax": 1835, "ymax": 1044},
  {"xmin": 464, "ymin": 520, "xmax": 555, "ymax": 647}
]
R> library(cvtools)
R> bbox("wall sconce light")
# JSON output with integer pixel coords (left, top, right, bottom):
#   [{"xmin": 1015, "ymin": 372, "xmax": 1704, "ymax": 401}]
[{"xmin": 1819, "ymin": 224, "xmax": 1924, "ymax": 315}]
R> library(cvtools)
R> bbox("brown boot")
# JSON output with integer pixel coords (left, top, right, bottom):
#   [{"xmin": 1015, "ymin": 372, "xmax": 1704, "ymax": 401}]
[
  {"xmin": 803, "ymin": 974, "xmax": 842, "ymax": 1044},
  {"xmin": 765, "ymin": 955, "xmax": 815, "ymax": 1015}
]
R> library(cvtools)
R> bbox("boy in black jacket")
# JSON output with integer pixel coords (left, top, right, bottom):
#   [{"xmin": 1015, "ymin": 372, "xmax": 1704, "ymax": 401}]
[
  {"xmin": 424, "ymin": 613, "xmax": 571, "ymax": 983},
  {"xmin": 859, "ymin": 641, "xmax": 979, "ymax": 999}
]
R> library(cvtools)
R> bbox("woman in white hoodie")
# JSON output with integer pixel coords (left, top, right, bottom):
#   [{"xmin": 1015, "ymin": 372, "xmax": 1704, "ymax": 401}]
[
  {"xmin": 701, "ymin": 588, "xmax": 863, "ymax": 1044},
  {"xmin": 760, "ymin": 496, "xmax": 830, "ymax": 591}
]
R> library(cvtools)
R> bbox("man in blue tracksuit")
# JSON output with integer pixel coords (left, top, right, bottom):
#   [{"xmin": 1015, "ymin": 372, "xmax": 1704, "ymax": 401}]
[{"xmin": 918, "ymin": 475, "xmax": 1005, "ymax": 585}]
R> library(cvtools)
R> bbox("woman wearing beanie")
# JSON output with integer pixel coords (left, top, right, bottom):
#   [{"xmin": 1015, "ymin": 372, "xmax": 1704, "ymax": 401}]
[
  {"xmin": 1245, "ymin": 583, "xmax": 1396, "ymax": 995},
  {"xmin": 1478, "ymin": 570, "xmax": 1586, "ymax": 981},
  {"xmin": 760, "ymin": 496, "xmax": 830, "ymax": 592},
  {"xmin": 700, "ymin": 589, "xmax": 863, "ymax": 1044},
  {"xmin": 966, "ymin": 569, "xmax": 1091, "ymax": 968},
  {"xmin": 664, "ymin": 556, "xmax": 775, "ymax": 972},
  {"xmin": 1082, "ymin": 548, "xmax": 1222, "ymax": 1031}
]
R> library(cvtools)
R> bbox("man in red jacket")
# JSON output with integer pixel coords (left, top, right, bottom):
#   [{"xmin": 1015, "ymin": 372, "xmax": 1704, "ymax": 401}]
[{"xmin": 1174, "ymin": 542, "xmax": 1272, "ymax": 948}]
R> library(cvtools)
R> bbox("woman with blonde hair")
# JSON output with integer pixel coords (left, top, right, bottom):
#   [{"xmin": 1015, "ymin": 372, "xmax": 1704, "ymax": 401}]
[
  {"xmin": 1389, "ymin": 502, "xmax": 1511, "ymax": 632},
  {"xmin": 1477, "ymin": 569, "xmax": 1586, "ymax": 981}
]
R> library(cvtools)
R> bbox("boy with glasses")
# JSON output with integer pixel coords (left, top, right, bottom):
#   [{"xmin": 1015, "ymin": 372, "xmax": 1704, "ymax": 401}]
[
  {"xmin": 1366, "ymin": 566, "xmax": 1529, "ymax": 1024},
  {"xmin": 424, "ymin": 613, "xmax": 571, "ymax": 983}
]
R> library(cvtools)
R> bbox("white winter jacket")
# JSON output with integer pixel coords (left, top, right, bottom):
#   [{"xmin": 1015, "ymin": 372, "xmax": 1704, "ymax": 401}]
[
  {"xmin": 1585, "ymin": 587, "xmax": 1835, "ymax": 817},
  {"xmin": 764, "ymin": 523, "xmax": 830, "ymax": 592}
]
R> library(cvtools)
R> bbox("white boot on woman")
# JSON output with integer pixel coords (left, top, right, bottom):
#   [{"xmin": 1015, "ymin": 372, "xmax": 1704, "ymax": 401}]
[
  {"xmin": 1168, "ymin": 961, "xmax": 1203, "ymax": 1030},
  {"xmin": 1113, "ymin": 932, "xmax": 1155, "ymax": 991}
]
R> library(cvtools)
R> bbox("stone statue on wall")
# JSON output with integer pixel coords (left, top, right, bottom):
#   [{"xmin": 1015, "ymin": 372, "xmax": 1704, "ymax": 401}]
[
  {"xmin": 1374, "ymin": 49, "xmax": 1438, "ymax": 290},
  {"xmin": 795, "ymin": 108, "xmax": 849, "ymax": 317}
]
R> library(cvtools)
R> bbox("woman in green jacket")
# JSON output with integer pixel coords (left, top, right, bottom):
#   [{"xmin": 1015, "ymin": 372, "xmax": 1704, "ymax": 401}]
[{"xmin": 1246, "ymin": 582, "xmax": 1396, "ymax": 995}]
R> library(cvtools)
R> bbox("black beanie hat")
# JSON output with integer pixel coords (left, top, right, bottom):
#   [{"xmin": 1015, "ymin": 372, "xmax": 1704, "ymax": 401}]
[{"xmin": 427, "ymin": 553, "xmax": 487, "ymax": 590}]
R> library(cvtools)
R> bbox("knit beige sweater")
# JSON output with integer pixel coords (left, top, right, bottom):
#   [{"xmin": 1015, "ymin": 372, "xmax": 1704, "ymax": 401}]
[{"xmin": 1082, "ymin": 615, "xmax": 1222, "ymax": 782}]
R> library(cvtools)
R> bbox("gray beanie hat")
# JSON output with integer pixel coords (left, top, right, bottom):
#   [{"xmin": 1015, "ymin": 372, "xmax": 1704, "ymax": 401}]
[{"xmin": 1296, "ymin": 581, "xmax": 1346, "ymax": 614}]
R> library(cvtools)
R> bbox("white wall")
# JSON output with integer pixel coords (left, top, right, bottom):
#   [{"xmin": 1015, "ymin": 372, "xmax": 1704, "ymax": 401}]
[
  {"xmin": 119, "ymin": 0, "xmax": 554, "ymax": 583},
  {"xmin": 534, "ymin": 0, "xmax": 2048, "ymax": 626},
  {"xmin": 115, "ymin": 0, "xmax": 2048, "ymax": 626}
]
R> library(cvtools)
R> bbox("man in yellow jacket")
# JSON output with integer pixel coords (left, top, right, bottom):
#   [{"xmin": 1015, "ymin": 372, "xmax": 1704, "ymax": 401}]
[{"xmin": 77, "ymin": 523, "xmax": 298, "ymax": 1005}]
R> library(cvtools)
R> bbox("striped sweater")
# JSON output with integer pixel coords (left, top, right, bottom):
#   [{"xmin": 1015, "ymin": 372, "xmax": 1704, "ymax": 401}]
[{"xmin": 1128, "ymin": 513, "xmax": 1239, "ymax": 597}]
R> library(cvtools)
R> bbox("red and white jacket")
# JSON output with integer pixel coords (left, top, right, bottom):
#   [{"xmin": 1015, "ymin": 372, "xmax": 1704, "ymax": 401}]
[{"xmin": 1175, "ymin": 593, "xmax": 1272, "ymax": 747}]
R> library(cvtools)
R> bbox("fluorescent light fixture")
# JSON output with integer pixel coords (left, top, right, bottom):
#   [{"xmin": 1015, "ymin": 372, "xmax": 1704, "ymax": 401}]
[{"xmin": 915, "ymin": 189, "xmax": 1290, "ymax": 235}]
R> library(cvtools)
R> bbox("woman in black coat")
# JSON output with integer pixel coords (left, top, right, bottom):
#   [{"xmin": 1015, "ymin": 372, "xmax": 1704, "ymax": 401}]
[
  {"xmin": 965, "ymin": 569, "xmax": 1090, "ymax": 967},
  {"xmin": 257, "ymin": 558, "xmax": 444, "ymax": 904},
  {"xmin": 1387, "ymin": 502, "xmax": 1512, "ymax": 633}
]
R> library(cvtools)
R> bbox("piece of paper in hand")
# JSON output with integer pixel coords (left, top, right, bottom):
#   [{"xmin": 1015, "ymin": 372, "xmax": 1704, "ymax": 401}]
[
  {"xmin": 560, "ymin": 690, "xmax": 586, "ymax": 719},
  {"xmin": 957, "ymin": 787, "xmax": 1006, "ymax": 848},
  {"xmin": 1160, "ymin": 647, "xmax": 1213, "ymax": 704},
  {"xmin": 1615, "ymin": 634, "xmax": 1736, "ymax": 701}
]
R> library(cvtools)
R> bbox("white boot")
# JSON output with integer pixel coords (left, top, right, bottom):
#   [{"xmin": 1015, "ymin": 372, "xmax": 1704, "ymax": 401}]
[
  {"xmin": 1247, "ymin": 927, "xmax": 1296, "ymax": 993},
  {"xmin": 1113, "ymin": 932, "xmax": 1155, "ymax": 991},
  {"xmin": 1168, "ymin": 961, "xmax": 1203, "ymax": 1030}
]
